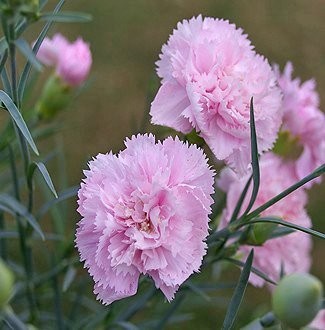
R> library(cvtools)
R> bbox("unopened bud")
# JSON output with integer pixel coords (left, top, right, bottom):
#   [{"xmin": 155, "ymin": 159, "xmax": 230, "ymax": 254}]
[
  {"xmin": 245, "ymin": 223, "xmax": 277, "ymax": 246},
  {"xmin": 272, "ymin": 273, "xmax": 323, "ymax": 329},
  {"xmin": 0, "ymin": 259, "xmax": 14, "ymax": 309},
  {"xmin": 36, "ymin": 75, "xmax": 73, "ymax": 120}
]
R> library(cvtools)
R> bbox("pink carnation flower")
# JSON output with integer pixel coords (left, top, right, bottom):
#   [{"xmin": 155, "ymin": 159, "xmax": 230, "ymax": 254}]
[
  {"xmin": 75, "ymin": 134, "xmax": 215, "ymax": 304},
  {"xmin": 36, "ymin": 34, "xmax": 69, "ymax": 66},
  {"xmin": 150, "ymin": 15, "xmax": 282, "ymax": 174},
  {"xmin": 275, "ymin": 62, "xmax": 325, "ymax": 187},
  {"xmin": 218, "ymin": 154, "xmax": 312, "ymax": 286},
  {"xmin": 309, "ymin": 310, "xmax": 325, "ymax": 330},
  {"xmin": 36, "ymin": 34, "xmax": 92, "ymax": 86}
]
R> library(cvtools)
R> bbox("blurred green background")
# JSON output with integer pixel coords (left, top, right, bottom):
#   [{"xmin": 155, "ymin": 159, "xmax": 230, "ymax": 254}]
[{"xmin": 26, "ymin": 0, "xmax": 325, "ymax": 328}]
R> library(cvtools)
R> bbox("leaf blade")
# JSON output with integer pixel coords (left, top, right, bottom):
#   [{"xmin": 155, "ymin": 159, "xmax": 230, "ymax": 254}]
[
  {"xmin": 0, "ymin": 90, "xmax": 39, "ymax": 155},
  {"xmin": 40, "ymin": 11, "xmax": 92, "ymax": 23},
  {"xmin": 28, "ymin": 162, "xmax": 58, "ymax": 198},
  {"xmin": 0, "ymin": 194, "xmax": 44, "ymax": 239},
  {"xmin": 222, "ymin": 249, "xmax": 254, "ymax": 330},
  {"xmin": 15, "ymin": 39, "xmax": 43, "ymax": 72},
  {"xmin": 243, "ymin": 98, "xmax": 260, "ymax": 216}
]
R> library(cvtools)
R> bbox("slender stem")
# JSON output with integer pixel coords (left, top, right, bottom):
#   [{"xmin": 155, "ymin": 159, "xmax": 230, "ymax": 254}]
[
  {"xmin": 7, "ymin": 20, "xmax": 37, "ymax": 322},
  {"xmin": 8, "ymin": 145, "xmax": 37, "ymax": 321},
  {"xmin": 0, "ymin": 211, "xmax": 7, "ymax": 261}
]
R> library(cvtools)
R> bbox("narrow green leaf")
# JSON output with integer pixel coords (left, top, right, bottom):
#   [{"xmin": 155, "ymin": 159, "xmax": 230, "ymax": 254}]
[
  {"xmin": 15, "ymin": 38, "xmax": 43, "ymax": 72},
  {"xmin": 243, "ymin": 98, "xmax": 260, "ymax": 216},
  {"xmin": 239, "ymin": 217, "xmax": 325, "ymax": 240},
  {"xmin": 224, "ymin": 257, "xmax": 276, "ymax": 285},
  {"xmin": 2, "ymin": 307, "xmax": 27, "ymax": 330},
  {"xmin": 36, "ymin": 186, "xmax": 78, "ymax": 219},
  {"xmin": 18, "ymin": 0, "xmax": 65, "ymax": 103},
  {"xmin": 0, "ymin": 49, "xmax": 8, "ymax": 74},
  {"xmin": 207, "ymin": 227, "xmax": 230, "ymax": 244},
  {"xmin": 0, "ymin": 194, "xmax": 44, "ymax": 239},
  {"xmin": 28, "ymin": 162, "xmax": 58, "ymax": 198},
  {"xmin": 1, "ymin": 67, "xmax": 11, "ymax": 94},
  {"xmin": 0, "ymin": 90, "xmax": 39, "ymax": 155},
  {"xmin": 222, "ymin": 249, "xmax": 254, "ymax": 330},
  {"xmin": 230, "ymin": 175, "xmax": 252, "ymax": 223},
  {"xmin": 40, "ymin": 11, "xmax": 92, "ymax": 23},
  {"xmin": 114, "ymin": 322, "xmax": 140, "ymax": 330},
  {"xmin": 269, "ymin": 227, "xmax": 295, "ymax": 239},
  {"xmin": 62, "ymin": 266, "xmax": 76, "ymax": 292},
  {"xmin": 243, "ymin": 164, "xmax": 325, "ymax": 221}
]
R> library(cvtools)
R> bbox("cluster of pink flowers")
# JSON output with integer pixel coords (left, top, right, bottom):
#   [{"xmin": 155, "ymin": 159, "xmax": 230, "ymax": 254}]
[
  {"xmin": 150, "ymin": 15, "xmax": 282, "ymax": 174},
  {"xmin": 37, "ymin": 33, "xmax": 92, "ymax": 86},
  {"xmin": 275, "ymin": 62, "xmax": 325, "ymax": 187},
  {"xmin": 75, "ymin": 14, "xmax": 324, "ymax": 314},
  {"xmin": 218, "ymin": 154, "xmax": 312, "ymax": 286},
  {"xmin": 76, "ymin": 134, "xmax": 214, "ymax": 304}
]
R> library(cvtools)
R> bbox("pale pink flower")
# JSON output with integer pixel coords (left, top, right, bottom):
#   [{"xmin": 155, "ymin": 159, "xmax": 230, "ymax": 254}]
[
  {"xmin": 56, "ymin": 38, "xmax": 92, "ymax": 86},
  {"xmin": 218, "ymin": 154, "xmax": 312, "ymax": 286},
  {"xmin": 150, "ymin": 15, "xmax": 282, "ymax": 174},
  {"xmin": 75, "ymin": 134, "xmax": 215, "ymax": 305},
  {"xmin": 275, "ymin": 62, "xmax": 325, "ymax": 187},
  {"xmin": 36, "ymin": 34, "xmax": 92, "ymax": 86},
  {"xmin": 309, "ymin": 310, "xmax": 325, "ymax": 330},
  {"xmin": 36, "ymin": 34, "xmax": 69, "ymax": 66}
]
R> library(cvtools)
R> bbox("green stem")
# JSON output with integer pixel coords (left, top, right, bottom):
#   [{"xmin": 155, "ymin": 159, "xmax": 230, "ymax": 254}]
[
  {"xmin": 0, "ymin": 211, "xmax": 7, "ymax": 261},
  {"xmin": 8, "ymin": 145, "xmax": 37, "ymax": 322},
  {"xmin": 7, "ymin": 20, "xmax": 37, "ymax": 322}
]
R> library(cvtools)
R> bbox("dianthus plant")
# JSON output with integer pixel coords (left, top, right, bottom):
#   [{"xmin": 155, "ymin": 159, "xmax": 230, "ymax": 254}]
[{"xmin": 0, "ymin": 3, "xmax": 324, "ymax": 330}]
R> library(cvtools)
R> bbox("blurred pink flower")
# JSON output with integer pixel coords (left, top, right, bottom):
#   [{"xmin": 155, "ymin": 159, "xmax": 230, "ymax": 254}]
[
  {"xmin": 75, "ymin": 134, "xmax": 215, "ymax": 305},
  {"xmin": 218, "ymin": 153, "xmax": 312, "ymax": 287},
  {"xmin": 309, "ymin": 310, "xmax": 325, "ymax": 330},
  {"xmin": 275, "ymin": 62, "xmax": 325, "ymax": 187},
  {"xmin": 37, "ymin": 34, "xmax": 92, "ymax": 86},
  {"xmin": 36, "ymin": 34, "xmax": 68, "ymax": 66},
  {"xmin": 150, "ymin": 15, "xmax": 282, "ymax": 174},
  {"xmin": 56, "ymin": 38, "xmax": 92, "ymax": 86}
]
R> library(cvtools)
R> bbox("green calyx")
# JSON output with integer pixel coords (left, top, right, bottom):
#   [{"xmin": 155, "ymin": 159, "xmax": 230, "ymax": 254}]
[
  {"xmin": 36, "ymin": 75, "xmax": 73, "ymax": 120},
  {"xmin": 245, "ymin": 222, "xmax": 278, "ymax": 246}
]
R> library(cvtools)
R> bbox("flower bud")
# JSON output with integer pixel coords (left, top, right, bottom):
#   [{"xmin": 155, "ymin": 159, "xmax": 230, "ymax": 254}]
[
  {"xmin": 36, "ymin": 75, "xmax": 73, "ymax": 120},
  {"xmin": 272, "ymin": 273, "xmax": 323, "ymax": 328},
  {"xmin": 0, "ymin": 259, "xmax": 14, "ymax": 309},
  {"xmin": 245, "ymin": 223, "xmax": 277, "ymax": 246}
]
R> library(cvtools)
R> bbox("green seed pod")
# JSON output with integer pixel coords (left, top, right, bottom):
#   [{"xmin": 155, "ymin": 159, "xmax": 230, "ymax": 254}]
[
  {"xmin": 245, "ymin": 223, "xmax": 278, "ymax": 246},
  {"xmin": 272, "ymin": 273, "xmax": 323, "ymax": 329},
  {"xmin": 0, "ymin": 259, "xmax": 14, "ymax": 309}
]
